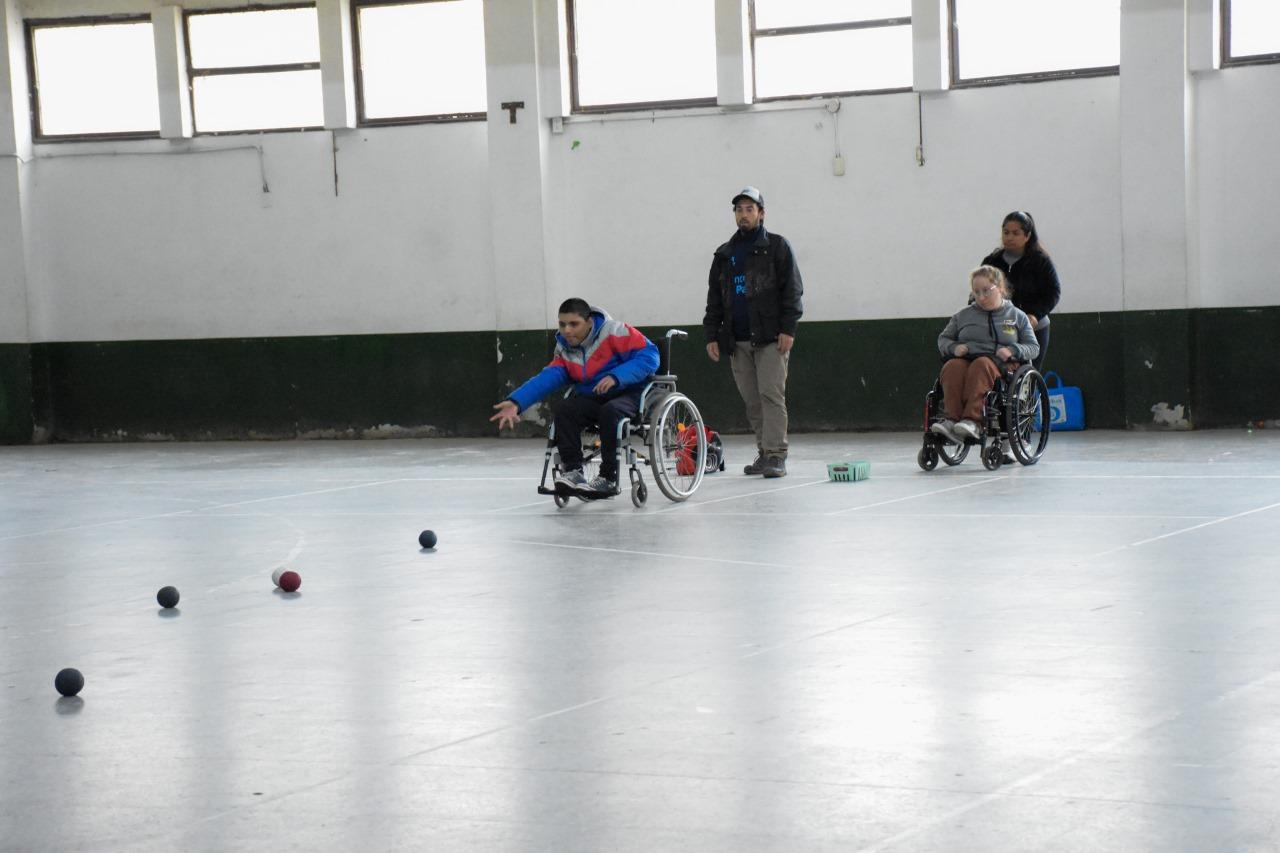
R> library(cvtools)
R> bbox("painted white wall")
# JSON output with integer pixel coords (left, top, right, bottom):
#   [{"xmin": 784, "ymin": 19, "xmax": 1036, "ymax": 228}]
[
  {"xmin": 25, "ymin": 125, "xmax": 493, "ymax": 340},
  {"xmin": 1194, "ymin": 62, "xmax": 1280, "ymax": 308},
  {"xmin": 3, "ymin": 0, "xmax": 1279, "ymax": 345}
]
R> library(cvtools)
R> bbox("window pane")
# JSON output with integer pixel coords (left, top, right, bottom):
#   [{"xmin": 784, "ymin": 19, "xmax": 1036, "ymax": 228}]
[
  {"xmin": 754, "ymin": 0, "xmax": 909, "ymax": 30},
  {"xmin": 188, "ymin": 7, "xmax": 320, "ymax": 68},
  {"xmin": 756, "ymin": 26, "xmax": 911, "ymax": 97},
  {"xmin": 32, "ymin": 22, "xmax": 160, "ymax": 136},
  {"xmin": 358, "ymin": 0, "xmax": 487, "ymax": 118},
  {"xmin": 1229, "ymin": 0, "xmax": 1280, "ymax": 58},
  {"xmin": 954, "ymin": 0, "xmax": 1119, "ymax": 80},
  {"xmin": 193, "ymin": 71, "xmax": 323, "ymax": 132},
  {"xmin": 573, "ymin": 0, "xmax": 716, "ymax": 107}
]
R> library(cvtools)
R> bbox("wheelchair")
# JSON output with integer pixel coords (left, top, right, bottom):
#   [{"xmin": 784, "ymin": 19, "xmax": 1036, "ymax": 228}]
[
  {"xmin": 536, "ymin": 329, "xmax": 723, "ymax": 508},
  {"xmin": 917, "ymin": 357, "xmax": 1051, "ymax": 472}
]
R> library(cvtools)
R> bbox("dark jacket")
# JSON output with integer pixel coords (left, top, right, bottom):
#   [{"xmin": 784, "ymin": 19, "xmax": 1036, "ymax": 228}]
[
  {"xmin": 981, "ymin": 248, "xmax": 1061, "ymax": 324},
  {"xmin": 704, "ymin": 227, "xmax": 804, "ymax": 350}
]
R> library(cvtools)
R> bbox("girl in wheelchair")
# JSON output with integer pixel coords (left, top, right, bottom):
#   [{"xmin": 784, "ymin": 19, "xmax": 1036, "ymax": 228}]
[{"xmin": 920, "ymin": 266, "xmax": 1049, "ymax": 471}]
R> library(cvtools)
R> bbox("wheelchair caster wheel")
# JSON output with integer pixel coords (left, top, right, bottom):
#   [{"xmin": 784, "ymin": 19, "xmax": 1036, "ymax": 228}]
[
  {"xmin": 982, "ymin": 445, "xmax": 1003, "ymax": 471},
  {"xmin": 631, "ymin": 482, "xmax": 648, "ymax": 507},
  {"xmin": 917, "ymin": 446, "xmax": 938, "ymax": 471},
  {"xmin": 553, "ymin": 491, "xmax": 570, "ymax": 508}
]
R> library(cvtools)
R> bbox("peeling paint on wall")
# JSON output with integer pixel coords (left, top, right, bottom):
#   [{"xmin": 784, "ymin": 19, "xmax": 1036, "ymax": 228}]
[
  {"xmin": 1150, "ymin": 402, "xmax": 1190, "ymax": 429},
  {"xmin": 495, "ymin": 336, "xmax": 504, "ymax": 364}
]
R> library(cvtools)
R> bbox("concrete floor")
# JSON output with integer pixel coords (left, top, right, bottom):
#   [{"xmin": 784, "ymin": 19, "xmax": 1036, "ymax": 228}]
[{"xmin": 1, "ymin": 430, "xmax": 1278, "ymax": 852}]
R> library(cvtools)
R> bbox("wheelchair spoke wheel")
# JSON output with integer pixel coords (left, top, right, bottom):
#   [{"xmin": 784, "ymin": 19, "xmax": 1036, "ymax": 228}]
[
  {"xmin": 647, "ymin": 394, "xmax": 707, "ymax": 502},
  {"xmin": 1008, "ymin": 368, "xmax": 1050, "ymax": 465}
]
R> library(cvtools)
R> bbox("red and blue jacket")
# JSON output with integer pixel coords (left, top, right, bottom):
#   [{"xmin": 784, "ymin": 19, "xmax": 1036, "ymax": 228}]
[{"xmin": 508, "ymin": 307, "xmax": 659, "ymax": 412}]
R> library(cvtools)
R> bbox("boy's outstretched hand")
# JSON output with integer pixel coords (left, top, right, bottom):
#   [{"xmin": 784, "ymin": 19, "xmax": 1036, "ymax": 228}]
[{"xmin": 491, "ymin": 400, "xmax": 519, "ymax": 429}]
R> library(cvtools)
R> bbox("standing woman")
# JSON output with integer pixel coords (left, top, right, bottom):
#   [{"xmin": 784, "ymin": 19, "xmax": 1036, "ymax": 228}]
[{"xmin": 981, "ymin": 211, "xmax": 1060, "ymax": 370}]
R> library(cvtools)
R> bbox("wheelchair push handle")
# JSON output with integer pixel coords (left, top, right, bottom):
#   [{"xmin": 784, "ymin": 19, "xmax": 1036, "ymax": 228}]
[{"xmin": 658, "ymin": 329, "xmax": 689, "ymax": 376}]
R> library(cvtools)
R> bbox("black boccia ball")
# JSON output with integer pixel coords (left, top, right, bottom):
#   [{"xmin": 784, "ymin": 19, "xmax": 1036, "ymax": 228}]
[
  {"xmin": 55, "ymin": 668, "xmax": 84, "ymax": 697},
  {"xmin": 156, "ymin": 586, "xmax": 180, "ymax": 609},
  {"xmin": 418, "ymin": 530, "xmax": 437, "ymax": 549}
]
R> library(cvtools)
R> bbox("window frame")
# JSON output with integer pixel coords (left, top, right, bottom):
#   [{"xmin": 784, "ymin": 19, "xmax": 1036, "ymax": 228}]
[
  {"xmin": 1221, "ymin": 0, "xmax": 1280, "ymax": 67},
  {"xmin": 947, "ymin": 0, "xmax": 1119, "ymax": 89},
  {"xmin": 350, "ymin": 0, "xmax": 487, "ymax": 127},
  {"xmin": 564, "ymin": 0, "xmax": 717, "ymax": 114},
  {"xmin": 25, "ymin": 14, "xmax": 163, "ymax": 143},
  {"xmin": 749, "ymin": 3, "xmax": 913, "ymax": 101},
  {"xmin": 183, "ymin": 2, "xmax": 324, "ymax": 136}
]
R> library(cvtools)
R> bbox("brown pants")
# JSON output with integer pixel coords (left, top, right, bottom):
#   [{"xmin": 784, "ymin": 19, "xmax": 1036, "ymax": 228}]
[{"xmin": 940, "ymin": 358, "xmax": 1010, "ymax": 421}]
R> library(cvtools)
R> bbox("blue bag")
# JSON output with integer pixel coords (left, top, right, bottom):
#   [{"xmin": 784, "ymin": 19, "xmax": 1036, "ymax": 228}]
[{"xmin": 1042, "ymin": 371, "xmax": 1084, "ymax": 431}]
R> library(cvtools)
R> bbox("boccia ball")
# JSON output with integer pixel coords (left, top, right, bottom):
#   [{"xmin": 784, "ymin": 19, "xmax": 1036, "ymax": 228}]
[
  {"xmin": 278, "ymin": 571, "xmax": 301, "ymax": 593},
  {"xmin": 156, "ymin": 586, "xmax": 180, "ymax": 608},
  {"xmin": 271, "ymin": 567, "xmax": 285, "ymax": 587},
  {"xmin": 418, "ymin": 530, "xmax": 437, "ymax": 549},
  {"xmin": 55, "ymin": 668, "xmax": 84, "ymax": 697}
]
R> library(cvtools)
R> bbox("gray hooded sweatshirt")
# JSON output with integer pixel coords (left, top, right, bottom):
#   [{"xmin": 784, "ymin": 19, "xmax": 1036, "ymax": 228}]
[{"xmin": 938, "ymin": 300, "xmax": 1039, "ymax": 363}]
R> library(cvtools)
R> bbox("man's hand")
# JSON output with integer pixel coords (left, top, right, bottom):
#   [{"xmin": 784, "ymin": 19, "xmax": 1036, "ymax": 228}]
[
  {"xmin": 995, "ymin": 346, "xmax": 1014, "ymax": 361},
  {"xmin": 490, "ymin": 400, "xmax": 519, "ymax": 430},
  {"xmin": 593, "ymin": 375, "xmax": 617, "ymax": 395},
  {"xmin": 706, "ymin": 342, "xmax": 720, "ymax": 362},
  {"xmin": 954, "ymin": 344, "xmax": 970, "ymax": 357},
  {"xmin": 777, "ymin": 333, "xmax": 794, "ymax": 354}
]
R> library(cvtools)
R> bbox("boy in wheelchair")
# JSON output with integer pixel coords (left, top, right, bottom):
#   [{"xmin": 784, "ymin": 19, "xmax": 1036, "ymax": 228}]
[
  {"xmin": 931, "ymin": 266, "xmax": 1039, "ymax": 446},
  {"xmin": 490, "ymin": 298, "xmax": 659, "ymax": 497}
]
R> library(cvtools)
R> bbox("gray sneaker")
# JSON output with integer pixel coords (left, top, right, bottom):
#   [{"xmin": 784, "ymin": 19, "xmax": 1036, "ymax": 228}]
[
  {"xmin": 555, "ymin": 469, "xmax": 587, "ymax": 490},
  {"xmin": 953, "ymin": 419, "xmax": 981, "ymax": 442},
  {"xmin": 743, "ymin": 454, "xmax": 766, "ymax": 475},
  {"xmin": 930, "ymin": 419, "xmax": 959, "ymax": 443},
  {"xmin": 761, "ymin": 456, "xmax": 787, "ymax": 478},
  {"xmin": 584, "ymin": 475, "xmax": 617, "ymax": 495}
]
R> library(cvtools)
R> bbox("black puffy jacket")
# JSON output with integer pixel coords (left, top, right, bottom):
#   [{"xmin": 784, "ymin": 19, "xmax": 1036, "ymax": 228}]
[
  {"xmin": 704, "ymin": 227, "xmax": 804, "ymax": 350},
  {"xmin": 980, "ymin": 248, "xmax": 1061, "ymax": 322}
]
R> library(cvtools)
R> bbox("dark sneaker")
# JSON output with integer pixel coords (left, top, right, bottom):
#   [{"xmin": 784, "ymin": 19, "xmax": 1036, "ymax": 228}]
[
  {"xmin": 743, "ymin": 454, "xmax": 766, "ymax": 476},
  {"xmin": 555, "ymin": 469, "xmax": 587, "ymax": 491},
  {"xmin": 761, "ymin": 456, "xmax": 787, "ymax": 478},
  {"xmin": 583, "ymin": 475, "xmax": 617, "ymax": 496}
]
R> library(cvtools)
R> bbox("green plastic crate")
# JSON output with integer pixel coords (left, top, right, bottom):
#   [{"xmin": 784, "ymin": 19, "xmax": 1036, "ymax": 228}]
[{"xmin": 827, "ymin": 461, "xmax": 870, "ymax": 482}]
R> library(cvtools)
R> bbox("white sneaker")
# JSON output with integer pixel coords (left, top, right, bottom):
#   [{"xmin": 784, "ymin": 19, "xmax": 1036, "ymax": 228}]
[
  {"xmin": 952, "ymin": 419, "xmax": 981, "ymax": 442},
  {"xmin": 930, "ymin": 419, "xmax": 959, "ymax": 443}
]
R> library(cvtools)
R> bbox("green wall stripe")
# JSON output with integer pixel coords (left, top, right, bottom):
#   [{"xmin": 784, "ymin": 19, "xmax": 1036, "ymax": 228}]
[{"xmin": 8, "ymin": 306, "xmax": 1279, "ymax": 444}]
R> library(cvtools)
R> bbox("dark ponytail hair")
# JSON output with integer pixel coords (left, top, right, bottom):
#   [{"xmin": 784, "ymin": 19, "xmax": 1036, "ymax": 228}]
[{"xmin": 1000, "ymin": 210, "xmax": 1050, "ymax": 257}]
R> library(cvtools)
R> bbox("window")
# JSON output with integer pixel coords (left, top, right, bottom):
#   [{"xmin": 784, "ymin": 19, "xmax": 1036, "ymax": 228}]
[
  {"xmin": 1224, "ymin": 0, "xmax": 1280, "ymax": 65},
  {"xmin": 354, "ymin": 0, "xmax": 487, "ymax": 123},
  {"xmin": 568, "ymin": 0, "xmax": 716, "ymax": 111},
  {"xmin": 26, "ymin": 17, "xmax": 160, "ymax": 140},
  {"xmin": 752, "ymin": 0, "xmax": 912, "ymax": 99},
  {"xmin": 951, "ymin": 0, "xmax": 1120, "ymax": 85},
  {"xmin": 185, "ymin": 5, "xmax": 323, "ymax": 133}
]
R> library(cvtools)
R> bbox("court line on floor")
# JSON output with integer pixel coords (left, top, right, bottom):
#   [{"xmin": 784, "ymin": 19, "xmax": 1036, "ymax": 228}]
[
  {"xmin": 1087, "ymin": 499, "xmax": 1280, "ymax": 559},
  {"xmin": 647, "ymin": 477, "xmax": 830, "ymax": 513},
  {"xmin": 854, "ymin": 667, "xmax": 1280, "ymax": 853},
  {"xmin": 824, "ymin": 476, "xmax": 1004, "ymax": 516},
  {"xmin": 501, "ymin": 538, "xmax": 811, "ymax": 570},
  {"xmin": 0, "ymin": 478, "xmax": 412, "ymax": 542}
]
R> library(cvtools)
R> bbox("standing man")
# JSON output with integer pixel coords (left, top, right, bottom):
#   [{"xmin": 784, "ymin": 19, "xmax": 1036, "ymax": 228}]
[
  {"xmin": 491, "ymin": 298, "xmax": 658, "ymax": 497},
  {"xmin": 703, "ymin": 186, "xmax": 804, "ymax": 478}
]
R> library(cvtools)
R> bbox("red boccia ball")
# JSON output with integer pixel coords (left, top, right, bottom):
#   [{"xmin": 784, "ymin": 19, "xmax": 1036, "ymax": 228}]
[{"xmin": 278, "ymin": 571, "xmax": 301, "ymax": 593}]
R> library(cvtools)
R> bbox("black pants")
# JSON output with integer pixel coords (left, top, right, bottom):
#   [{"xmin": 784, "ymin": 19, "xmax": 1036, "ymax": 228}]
[
  {"xmin": 1032, "ymin": 324, "xmax": 1050, "ymax": 371},
  {"xmin": 555, "ymin": 387, "xmax": 642, "ymax": 481}
]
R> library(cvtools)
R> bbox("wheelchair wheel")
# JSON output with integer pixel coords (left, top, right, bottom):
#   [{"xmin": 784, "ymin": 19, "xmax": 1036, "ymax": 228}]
[
  {"xmin": 917, "ymin": 446, "xmax": 938, "ymax": 471},
  {"xmin": 705, "ymin": 434, "xmax": 725, "ymax": 474},
  {"xmin": 647, "ymin": 393, "xmax": 707, "ymax": 502},
  {"xmin": 553, "ymin": 491, "xmax": 570, "ymax": 508},
  {"xmin": 938, "ymin": 440, "xmax": 969, "ymax": 466},
  {"xmin": 1007, "ymin": 367, "xmax": 1051, "ymax": 465}
]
